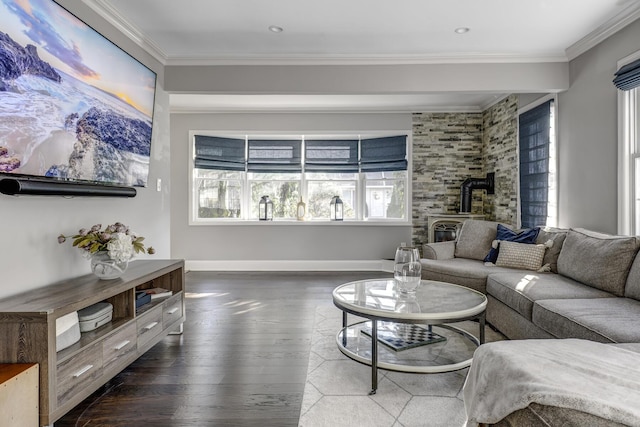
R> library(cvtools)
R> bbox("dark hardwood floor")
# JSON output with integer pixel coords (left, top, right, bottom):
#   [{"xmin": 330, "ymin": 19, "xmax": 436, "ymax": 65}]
[{"xmin": 55, "ymin": 271, "xmax": 390, "ymax": 426}]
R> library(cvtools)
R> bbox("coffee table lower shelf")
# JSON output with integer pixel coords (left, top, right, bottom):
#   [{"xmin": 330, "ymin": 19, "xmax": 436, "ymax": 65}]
[{"xmin": 336, "ymin": 321, "xmax": 480, "ymax": 374}]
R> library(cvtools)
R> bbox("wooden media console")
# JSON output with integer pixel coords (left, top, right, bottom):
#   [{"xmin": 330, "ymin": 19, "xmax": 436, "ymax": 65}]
[{"xmin": 0, "ymin": 259, "xmax": 185, "ymax": 426}]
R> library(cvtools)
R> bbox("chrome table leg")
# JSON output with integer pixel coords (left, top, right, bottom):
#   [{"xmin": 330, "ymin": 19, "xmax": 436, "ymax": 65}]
[{"xmin": 369, "ymin": 319, "xmax": 378, "ymax": 395}]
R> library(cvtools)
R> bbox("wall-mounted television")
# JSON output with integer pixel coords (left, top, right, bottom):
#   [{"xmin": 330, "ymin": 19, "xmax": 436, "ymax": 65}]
[{"xmin": 0, "ymin": 0, "xmax": 157, "ymax": 196}]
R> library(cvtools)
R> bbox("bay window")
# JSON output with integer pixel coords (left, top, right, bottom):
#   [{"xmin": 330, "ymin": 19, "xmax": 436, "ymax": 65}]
[{"xmin": 190, "ymin": 134, "xmax": 410, "ymax": 223}]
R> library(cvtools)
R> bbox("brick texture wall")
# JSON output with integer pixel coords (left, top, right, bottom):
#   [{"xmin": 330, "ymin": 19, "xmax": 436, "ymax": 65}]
[
  {"xmin": 411, "ymin": 112, "xmax": 483, "ymax": 246},
  {"xmin": 482, "ymin": 95, "xmax": 518, "ymax": 224},
  {"xmin": 411, "ymin": 95, "xmax": 518, "ymax": 246}
]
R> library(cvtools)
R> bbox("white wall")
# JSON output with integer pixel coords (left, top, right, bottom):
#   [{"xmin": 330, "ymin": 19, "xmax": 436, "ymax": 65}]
[
  {"xmin": 557, "ymin": 18, "xmax": 640, "ymax": 233},
  {"xmin": 0, "ymin": 2, "xmax": 172, "ymax": 298},
  {"xmin": 170, "ymin": 112, "xmax": 413, "ymax": 265}
]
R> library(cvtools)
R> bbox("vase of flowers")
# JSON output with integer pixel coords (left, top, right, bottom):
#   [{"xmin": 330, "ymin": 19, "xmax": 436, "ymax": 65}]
[
  {"xmin": 58, "ymin": 222, "xmax": 155, "ymax": 280},
  {"xmin": 89, "ymin": 250, "xmax": 129, "ymax": 280}
]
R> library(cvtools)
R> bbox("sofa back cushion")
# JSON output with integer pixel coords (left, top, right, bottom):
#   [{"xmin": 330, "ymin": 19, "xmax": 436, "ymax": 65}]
[
  {"xmin": 454, "ymin": 220, "xmax": 501, "ymax": 261},
  {"xmin": 536, "ymin": 227, "xmax": 568, "ymax": 273},
  {"xmin": 557, "ymin": 228, "xmax": 640, "ymax": 296},
  {"xmin": 624, "ymin": 254, "xmax": 640, "ymax": 301}
]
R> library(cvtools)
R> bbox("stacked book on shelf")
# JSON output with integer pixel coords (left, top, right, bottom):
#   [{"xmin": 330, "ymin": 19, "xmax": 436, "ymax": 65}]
[
  {"xmin": 135, "ymin": 287, "xmax": 173, "ymax": 309},
  {"xmin": 135, "ymin": 291, "xmax": 150, "ymax": 309},
  {"xmin": 145, "ymin": 287, "xmax": 173, "ymax": 300}
]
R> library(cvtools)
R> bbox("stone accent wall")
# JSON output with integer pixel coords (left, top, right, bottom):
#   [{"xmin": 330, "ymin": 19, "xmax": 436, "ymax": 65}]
[
  {"xmin": 411, "ymin": 95, "xmax": 519, "ymax": 246},
  {"xmin": 411, "ymin": 113, "xmax": 483, "ymax": 246},
  {"xmin": 482, "ymin": 95, "xmax": 518, "ymax": 224}
]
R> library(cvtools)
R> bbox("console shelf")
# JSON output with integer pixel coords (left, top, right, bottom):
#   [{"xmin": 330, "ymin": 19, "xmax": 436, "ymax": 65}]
[{"xmin": 0, "ymin": 259, "xmax": 185, "ymax": 426}]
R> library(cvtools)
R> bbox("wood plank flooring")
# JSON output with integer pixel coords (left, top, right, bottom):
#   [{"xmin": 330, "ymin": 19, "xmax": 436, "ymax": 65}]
[{"xmin": 55, "ymin": 271, "xmax": 390, "ymax": 426}]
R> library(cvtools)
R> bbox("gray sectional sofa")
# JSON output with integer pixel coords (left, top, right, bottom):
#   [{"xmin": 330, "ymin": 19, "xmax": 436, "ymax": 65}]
[
  {"xmin": 423, "ymin": 220, "xmax": 640, "ymax": 425},
  {"xmin": 421, "ymin": 219, "xmax": 640, "ymax": 343}
]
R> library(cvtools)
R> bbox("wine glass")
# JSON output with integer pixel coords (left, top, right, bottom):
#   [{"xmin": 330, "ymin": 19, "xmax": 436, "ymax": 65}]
[{"xmin": 394, "ymin": 246, "xmax": 422, "ymax": 294}]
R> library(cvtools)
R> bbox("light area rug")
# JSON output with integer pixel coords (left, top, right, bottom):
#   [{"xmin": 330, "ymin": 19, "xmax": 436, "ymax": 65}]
[{"xmin": 298, "ymin": 305, "xmax": 504, "ymax": 427}]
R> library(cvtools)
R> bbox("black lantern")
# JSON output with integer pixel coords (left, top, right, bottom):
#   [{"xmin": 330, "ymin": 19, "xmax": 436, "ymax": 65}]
[
  {"xmin": 330, "ymin": 195, "xmax": 343, "ymax": 221},
  {"xmin": 259, "ymin": 195, "xmax": 273, "ymax": 220}
]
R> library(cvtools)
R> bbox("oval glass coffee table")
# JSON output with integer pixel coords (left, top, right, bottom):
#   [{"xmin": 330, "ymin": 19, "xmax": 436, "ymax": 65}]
[{"xmin": 332, "ymin": 278, "xmax": 487, "ymax": 394}]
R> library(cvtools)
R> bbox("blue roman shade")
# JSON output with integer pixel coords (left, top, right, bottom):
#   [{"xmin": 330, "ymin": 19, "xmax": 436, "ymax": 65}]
[
  {"xmin": 360, "ymin": 136, "xmax": 408, "ymax": 172},
  {"xmin": 247, "ymin": 139, "xmax": 302, "ymax": 172},
  {"xmin": 519, "ymin": 100, "xmax": 552, "ymax": 228},
  {"xmin": 194, "ymin": 135, "xmax": 245, "ymax": 171},
  {"xmin": 613, "ymin": 58, "xmax": 640, "ymax": 91},
  {"xmin": 304, "ymin": 139, "xmax": 359, "ymax": 172}
]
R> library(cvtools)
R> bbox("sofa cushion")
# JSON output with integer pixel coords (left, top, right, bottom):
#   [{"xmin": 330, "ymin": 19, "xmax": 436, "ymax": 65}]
[
  {"xmin": 533, "ymin": 298, "xmax": 640, "ymax": 343},
  {"xmin": 420, "ymin": 257, "xmax": 521, "ymax": 294},
  {"xmin": 495, "ymin": 241, "xmax": 547, "ymax": 271},
  {"xmin": 487, "ymin": 272, "xmax": 615, "ymax": 321},
  {"xmin": 556, "ymin": 228, "xmax": 639, "ymax": 297},
  {"xmin": 624, "ymin": 253, "xmax": 640, "ymax": 301},
  {"xmin": 484, "ymin": 224, "xmax": 539, "ymax": 263},
  {"xmin": 454, "ymin": 220, "xmax": 501, "ymax": 261},
  {"xmin": 422, "ymin": 241, "xmax": 455, "ymax": 260},
  {"xmin": 536, "ymin": 227, "xmax": 568, "ymax": 273}
]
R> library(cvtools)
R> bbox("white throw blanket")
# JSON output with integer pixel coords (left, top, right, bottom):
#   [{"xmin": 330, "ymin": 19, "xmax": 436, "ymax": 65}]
[{"xmin": 463, "ymin": 339, "xmax": 640, "ymax": 426}]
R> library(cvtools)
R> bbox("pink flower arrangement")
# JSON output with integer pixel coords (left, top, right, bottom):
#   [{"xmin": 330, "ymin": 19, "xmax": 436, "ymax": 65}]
[{"xmin": 58, "ymin": 222, "xmax": 155, "ymax": 261}]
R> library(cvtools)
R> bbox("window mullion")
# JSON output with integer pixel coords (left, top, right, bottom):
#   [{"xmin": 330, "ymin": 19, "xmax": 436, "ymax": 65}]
[
  {"xmin": 241, "ymin": 172, "xmax": 248, "ymax": 220},
  {"xmin": 301, "ymin": 137, "xmax": 307, "ymax": 206},
  {"xmin": 358, "ymin": 172, "xmax": 365, "ymax": 220}
]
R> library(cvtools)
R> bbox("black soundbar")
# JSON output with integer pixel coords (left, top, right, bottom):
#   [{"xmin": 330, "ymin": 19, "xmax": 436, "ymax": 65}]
[{"xmin": 0, "ymin": 178, "xmax": 137, "ymax": 197}]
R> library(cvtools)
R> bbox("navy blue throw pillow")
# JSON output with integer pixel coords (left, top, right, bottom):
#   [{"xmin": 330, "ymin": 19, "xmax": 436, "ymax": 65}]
[{"xmin": 484, "ymin": 224, "xmax": 540, "ymax": 263}]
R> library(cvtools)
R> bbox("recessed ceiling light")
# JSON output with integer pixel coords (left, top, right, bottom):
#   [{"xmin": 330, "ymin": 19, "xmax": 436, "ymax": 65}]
[
  {"xmin": 454, "ymin": 27, "xmax": 470, "ymax": 34},
  {"xmin": 268, "ymin": 25, "xmax": 284, "ymax": 33}
]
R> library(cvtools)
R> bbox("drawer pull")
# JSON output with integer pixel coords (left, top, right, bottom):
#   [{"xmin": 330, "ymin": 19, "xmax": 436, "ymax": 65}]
[
  {"xmin": 114, "ymin": 340, "xmax": 131, "ymax": 350},
  {"xmin": 143, "ymin": 321, "xmax": 159, "ymax": 331},
  {"xmin": 167, "ymin": 307, "xmax": 178, "ymax": 315},
  {"xmin": 73, "ymin": 365, "xmax": 93, "ymax": 378}
]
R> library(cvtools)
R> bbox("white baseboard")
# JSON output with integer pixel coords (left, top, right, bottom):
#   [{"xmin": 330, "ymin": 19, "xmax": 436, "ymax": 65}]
[{"xmin": 186, "ymin": 259, "xmax": 393, "ymax": 272}]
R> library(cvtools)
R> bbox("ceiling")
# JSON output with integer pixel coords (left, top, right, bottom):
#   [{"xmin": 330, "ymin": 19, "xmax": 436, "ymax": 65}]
[{"xmin": 87, "ymin": 0, "xmax": 640, "ymax": 112}]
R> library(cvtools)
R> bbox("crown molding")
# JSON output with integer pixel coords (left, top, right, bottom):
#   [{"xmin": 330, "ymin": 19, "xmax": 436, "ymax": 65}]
[
  {"xmin": 566, "ymin": 2, "xmax": 640, "ymax": 61},
  {"xmin": 82, "ymin": 0, "xmax": 168, "ymax": 65},
  {"xmin": 169, "ymin": 105, "xmax": 485, "ymax": 114},
  {"xmin": 163, "ymin": 53, "xmax": 568, "ymax": 67}
]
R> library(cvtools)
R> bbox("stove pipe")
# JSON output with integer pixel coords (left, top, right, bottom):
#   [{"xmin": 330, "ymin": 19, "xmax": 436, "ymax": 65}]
[{"xmin": 459, "ymin": 172, "xmax": 495, "ymax": 213}]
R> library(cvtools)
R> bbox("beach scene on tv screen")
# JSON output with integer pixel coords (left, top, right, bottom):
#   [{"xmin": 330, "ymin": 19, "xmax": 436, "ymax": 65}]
[{"xmin": 0, "ymin": 0, "xmax": 156, "ymax": 187}]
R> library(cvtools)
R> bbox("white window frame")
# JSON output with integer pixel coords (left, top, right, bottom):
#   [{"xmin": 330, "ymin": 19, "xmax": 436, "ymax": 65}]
[
  {"xmin": 618, "ymin": 50, "xmax": 640, "ymax": 235},
  {"xmin": 188, "ymin": 130, "xmax": 412, "ymax": 225}
]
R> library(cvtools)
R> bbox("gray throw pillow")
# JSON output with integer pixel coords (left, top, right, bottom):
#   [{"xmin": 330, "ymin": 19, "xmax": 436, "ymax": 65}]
[
  {"xmin": 557, "ymin": 228, "xmax": 640, "ymax": 296},
  {"xmin": 454, "ymin": 220, "xmax": 502, "ymax": 261},
  {"xmin": 536, "ymin": 227, "xmax": 568, "ymax": 273}
]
